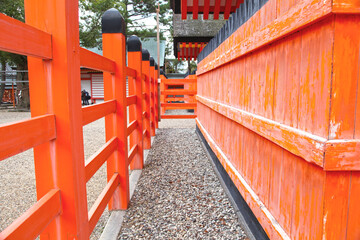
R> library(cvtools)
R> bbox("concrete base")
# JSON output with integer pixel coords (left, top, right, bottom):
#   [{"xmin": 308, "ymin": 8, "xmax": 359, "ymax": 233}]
[{"xmin": 99, "ymin": 135, "xmax": 156, "ymax": 240}]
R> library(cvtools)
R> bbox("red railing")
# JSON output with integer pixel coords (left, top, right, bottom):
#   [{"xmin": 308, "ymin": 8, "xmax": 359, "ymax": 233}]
[
  {"xmin": 0, "ymin": 4, "xmax": 158, "ymax": 239},
  {"xmin": 160, "ymin": 74, "xmax": 197, "ymax": 119}
]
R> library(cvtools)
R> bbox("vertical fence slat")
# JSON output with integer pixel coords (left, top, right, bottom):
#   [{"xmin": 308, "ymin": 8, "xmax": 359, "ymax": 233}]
[
  {"xmin": 149, "ymin": 57, "xmax": 156, "ymax": 137},
  {"xmin": 127, "ymin": 36, "xmax": 144, "ymax": 170},
  {"xmin": 142, "ymin": 49, "xmax": 151, "ymax": 149},
  {"xmin": 102, "ymin": 9, "xmax": 129, "ymax": 210},
  {"xmin": 25, "ymin": 0, "xmax": 89, "ymax": 238}
]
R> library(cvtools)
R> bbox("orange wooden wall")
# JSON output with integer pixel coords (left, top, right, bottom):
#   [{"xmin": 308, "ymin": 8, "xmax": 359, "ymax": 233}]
[{"xmin": 196, "ymin": 0, "xmax": 360, "ymax": 239}]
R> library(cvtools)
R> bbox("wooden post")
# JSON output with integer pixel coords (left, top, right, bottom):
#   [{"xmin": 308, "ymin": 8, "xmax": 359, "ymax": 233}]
[
  {"xmin": 102, "ymin": 8, "xmax": 129, "ymax": 210},
  {"xmin": 154, "ymin": 63, "xmax": 159, "ymax": 128},
  {"xmin": 25, "ymin": 0, "xmax": 89, "ymax": 238},
  {"xmin": 127, "ymin": 36, "xmax": 144, "ymax": 170},
  {"xmin": 142, "ymin": 49, "xmax": 151, "ymax": 149},
  {"xmin": 149, "ymin": 57, "xmax": 156, "ymax": 137}
]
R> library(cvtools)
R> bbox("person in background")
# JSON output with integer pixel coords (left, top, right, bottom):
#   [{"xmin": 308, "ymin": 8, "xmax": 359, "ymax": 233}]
[{"xmin": 81, "ymin": 89, "xmax": 91, "ymax": 105}]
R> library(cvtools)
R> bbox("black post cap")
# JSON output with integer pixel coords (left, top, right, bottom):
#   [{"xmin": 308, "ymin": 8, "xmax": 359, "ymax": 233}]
[
  {"xmin": 102, "ymin": 8, "xmax": 126, "ymax": 34},
  {"xmin": 127, "ymin": 35, "xmax": 142, "ymax": 52},
  {"xmin": 142, "ymin": 49, "xmax": 150, "ymax": 61},
  {"xmin": 150, "ymin": 57, "xmax": 155, "ymax": 66},
  {"xmin": 155, "ymin": 63, "xmax": 158, "ymax": 70}
]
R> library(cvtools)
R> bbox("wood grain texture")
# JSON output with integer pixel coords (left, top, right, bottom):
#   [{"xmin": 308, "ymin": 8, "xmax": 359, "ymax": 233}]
[
  {"xmin": 196, "ymin": 118, "xmax": 290, "ymax": 240},
  {"xmin": 197, "ymin": 0, "xmax": 332, "ymax": 75}
]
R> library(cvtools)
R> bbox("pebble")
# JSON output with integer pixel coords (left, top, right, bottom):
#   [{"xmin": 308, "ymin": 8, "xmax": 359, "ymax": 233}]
[{"xmin": 118, "ymin": 128, "xmax": 247, "ymax": 239}]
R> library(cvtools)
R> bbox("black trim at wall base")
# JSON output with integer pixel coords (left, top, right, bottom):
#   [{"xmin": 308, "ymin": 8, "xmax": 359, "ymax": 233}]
[{"xmin": 196, "ymin": 125, "xmax": 270, "ymax": 240}]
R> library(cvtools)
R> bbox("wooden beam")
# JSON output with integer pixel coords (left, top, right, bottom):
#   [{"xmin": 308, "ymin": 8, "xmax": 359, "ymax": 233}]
[
  {"xmin": 214, "ymin": 0, "xmax": 222, "ymax": 20},
  {"xmin": 203, "ymin": 0, "xmax": 210, "ymax": 19},
  {"xmin": 88, "ymin": 174, "xmax": 119, "ymax": 233},
  {"xmin": 82, "ymin": 100, "xmax": 116, "ymax": 126},
  {"xmin": 224, "ymin": 0, "xmax": 232, "ymax": 19},
  {"xmin": 0, "ymin": 115, "xmax": 56, "ymax": 161},
  {"xmin": 162, "ymin": 90, "xmax": 197, "ymax": 95},
  {"xmin": 193, "ymin": 0, "xmax": 199, "ymax": 19},
  {"xmin": 126, "ymin": 95, "xmax": 137, "ymax": 106},
  {"xmin": 0, "ymin": 189, "xmax": 61, "ymax": 239},
  {"xmin": 126, "ymin": 66, "xmax": 137, "ymax": 78},
  {"xmin": 85, "ymin": 137, "xmax": 118, "ymax": 182},
  {"xmin": 80, "ymin": 47, "xmax": 116, "ymax": 73},
  {"xmin": 161, "ymin": 115, "xmax": 196, "ymax": 119},
  {"xmin": 181, "ymin": 0, "xmax": 187, "ymax": 19},
  {"xmin": 0, "ymin": 13, "xmax": 52, "ymax": 59},
  {"xmin": 127, "ymin": 120, "xmax": 138, "ymax": 136}
]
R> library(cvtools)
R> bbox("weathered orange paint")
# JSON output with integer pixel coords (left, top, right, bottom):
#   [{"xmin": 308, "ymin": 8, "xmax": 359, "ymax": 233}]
[{"xmin": 197, "ymin": 0, "xmax": 360, "ymax": 239}]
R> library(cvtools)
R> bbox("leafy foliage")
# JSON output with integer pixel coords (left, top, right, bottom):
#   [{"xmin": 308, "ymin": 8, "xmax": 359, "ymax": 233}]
[{"xmin": 79, "ymin": 0, "xmax": 171, "ymax": 49}]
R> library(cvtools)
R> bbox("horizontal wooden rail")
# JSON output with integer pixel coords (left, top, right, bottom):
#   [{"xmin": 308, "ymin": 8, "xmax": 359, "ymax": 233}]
[
  {"xmin": 127, "ymin": 120, "xmax": 138, "ymax": 136},
  {"xmin": 128, "ymin": 144, "xmax": 138, "ymax": 166},
  {"xmin": 126, "ymin": 67, "xmax": 137, "ymax": 78},
  {"xmin": 161, "ymin": 115, "xmax": 197, "ymax": 119},
  {"xmin": 88, "ymin": 173, "xmax": 119, "ymax": 234},
  {"xmin": 0, "ymin": 115, "xmax": 56, "ymax": 161},
  {"xmin": 0, "ymin": 189, "xmax": 61, "ymax": 239},
  {"xmin": 82, "ymin": 100, "xmax": 116, "ymax": 126},
  {"xmin": 126, "ymin": 95, "xmax": 137, "ymax": 106},
  {"xmin": 161, "ymin": 103, "xmax": 197, "ymax": 108},
  {"xmin": 196, "ymin": 119, "xmax": 289, "ymax": 239},
  {"xmin": 85, "ymin": 137, "xmax": 118, "ymax": 182},
  {"xmin": 161, "ymin": 79, "xmax": 197, "ymax": 84},
  {"xmin": 197, "ymin": 1, "xmax": 333, "ymax": 75},
  {"xmin": 164, "ymin": 97, "xmax": 187, "ymax": 102},
  {"xmin": 0, "ymin": 13, "xmax": 52, "ymax": 59},
  {"xmin": 80, "ymin": 47, "xmax": 116, "ymax": 73},
  {"xmin": 161, "ymin": 90, "xmax": 197, "ymax": 96},
  {"xmin": 197, "ymin": 95, "xmax": 360, "ymax": 170}
]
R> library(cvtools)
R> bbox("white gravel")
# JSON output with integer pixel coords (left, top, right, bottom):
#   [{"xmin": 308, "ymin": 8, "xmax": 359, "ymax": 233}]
[{"xmin": 118, "ymin": 128, "xmax": 247, "ymax": 239}]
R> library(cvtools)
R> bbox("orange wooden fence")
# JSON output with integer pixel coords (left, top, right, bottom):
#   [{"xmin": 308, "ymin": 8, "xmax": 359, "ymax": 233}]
[
  {"xmin": 0, "ymin": 4, "xmax": 158, "ymax": 239},
  {"xmin": 196, "ymin": 0, "xmax": 360, "ymax": 239},
  {"xmin": 160, "ymin": 74, "xmax": 197, "ymax": 119}
]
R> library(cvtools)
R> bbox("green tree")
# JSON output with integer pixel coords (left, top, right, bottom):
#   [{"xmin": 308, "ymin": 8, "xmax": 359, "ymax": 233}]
[
  {"xmin": 0, "ymin": 0, "xmax": 29, "ymax": 109},
  {"xmin": 79, "ymin": 0, "xmax": 171, "ymax": 49}
]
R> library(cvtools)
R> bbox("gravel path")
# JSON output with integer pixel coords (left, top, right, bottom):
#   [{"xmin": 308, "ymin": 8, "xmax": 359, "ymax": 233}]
[{"xmin": 118, "ymin": 128, "xmax": 247, "ymax": 239}]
